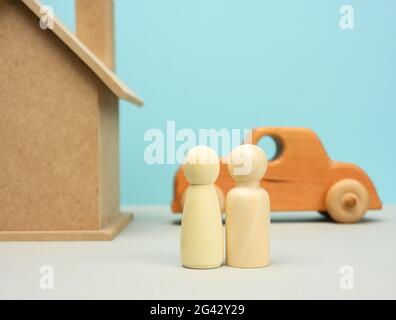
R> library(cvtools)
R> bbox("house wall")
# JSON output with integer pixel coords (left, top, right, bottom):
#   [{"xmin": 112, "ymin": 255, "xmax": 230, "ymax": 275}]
[
  {"xmin": 0, "ymin": 0, "xmax": 102, "ymax": 231},
  {"xmin": 99, "ymin": 87, "xmax": 121, "ymax": 228}
]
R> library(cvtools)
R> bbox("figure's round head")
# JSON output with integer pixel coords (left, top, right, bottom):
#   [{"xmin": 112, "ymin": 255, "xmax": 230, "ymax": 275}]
[
  {"xmin": 227, "ymin": 144, "xmax": 268, "ymax": 182},
  {"xmin": 183, "ymin": 146, "xmax": 220, "ymax": 185}
]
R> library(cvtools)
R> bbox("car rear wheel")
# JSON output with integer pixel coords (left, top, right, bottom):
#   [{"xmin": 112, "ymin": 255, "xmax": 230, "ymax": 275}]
[{"xmin": 325, "ymin": 179, "xmax": 369, "ymax": 223}]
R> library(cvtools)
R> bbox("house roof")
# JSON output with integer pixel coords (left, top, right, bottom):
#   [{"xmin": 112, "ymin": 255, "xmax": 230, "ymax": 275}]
[{"xmin": 22, "ymin": 0, "xmax": 144, "ymax": 106}]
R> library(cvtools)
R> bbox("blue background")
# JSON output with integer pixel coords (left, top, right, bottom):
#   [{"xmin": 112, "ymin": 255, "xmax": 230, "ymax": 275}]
[{"xmin": 44, "ymin": 0, "xmax": 395, "ymax": 205}]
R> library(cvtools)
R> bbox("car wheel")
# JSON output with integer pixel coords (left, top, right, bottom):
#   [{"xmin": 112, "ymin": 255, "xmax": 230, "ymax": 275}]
[{"xmin": 325, "ymin": 179, "xmax": 369, "ymax": 223}]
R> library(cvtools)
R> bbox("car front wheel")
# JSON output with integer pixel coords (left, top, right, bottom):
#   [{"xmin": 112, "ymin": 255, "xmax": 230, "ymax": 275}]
[{"xmin": 325, "ymin": 179, "xmax": 369, "ymax": 223}]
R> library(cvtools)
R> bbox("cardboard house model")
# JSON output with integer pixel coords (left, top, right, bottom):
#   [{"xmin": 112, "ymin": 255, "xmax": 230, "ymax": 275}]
[{"xmin": 0, "ymin": 0, "xmax": 144, "ymax": 240}]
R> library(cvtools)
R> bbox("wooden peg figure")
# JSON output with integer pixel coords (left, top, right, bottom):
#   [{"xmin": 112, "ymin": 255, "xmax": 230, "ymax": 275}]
[
  {"xmin": 180, "ymin": 146, "xmax": 224, "ymax": 269},
  {"xmin": 226, "ymin": 144, "xmax": 270, "ymax": 268}
]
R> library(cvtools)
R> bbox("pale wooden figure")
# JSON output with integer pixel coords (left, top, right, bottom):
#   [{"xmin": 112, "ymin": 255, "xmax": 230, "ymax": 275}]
[
  {"xmin": 180, "ymin": 146, "xmax": 224, "ymax": 269},
  {"xmin": 226, "ymin": 144, "xmax": 270, "ymax": 268}
]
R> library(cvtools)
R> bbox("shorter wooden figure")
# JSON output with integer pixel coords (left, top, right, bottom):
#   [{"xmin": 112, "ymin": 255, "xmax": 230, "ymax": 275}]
[
  {"xmin": 226, "ymin": 144, "xmax": 270, "ymax": 268},
  {"xmin": 180, "ymin": 146, "xmax": 224, "ymax": 269}
]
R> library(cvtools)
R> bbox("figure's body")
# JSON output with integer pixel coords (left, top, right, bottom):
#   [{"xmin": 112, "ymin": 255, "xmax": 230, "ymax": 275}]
[
  {"xmin": 226, "ymin": 144, "xmax": 270, "ymax": 268},
  {"xmin": 180, "ymin": 146, "xmax": 224, "ymax": 269}
]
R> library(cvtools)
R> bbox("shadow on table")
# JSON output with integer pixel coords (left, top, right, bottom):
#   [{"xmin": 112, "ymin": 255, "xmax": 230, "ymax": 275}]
[
  {"xmin": 270, "ymin": 216, "xmax": 381, "ymax": 224},
  {"xmin": 171, "ymin": 215, "xmax": 382, "ymax": 225}
]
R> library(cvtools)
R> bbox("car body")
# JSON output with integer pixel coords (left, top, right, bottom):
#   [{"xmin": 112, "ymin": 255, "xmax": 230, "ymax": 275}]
[{"xmin": 171, "ymin": 127, "xmax": 382, "ymax": 222}]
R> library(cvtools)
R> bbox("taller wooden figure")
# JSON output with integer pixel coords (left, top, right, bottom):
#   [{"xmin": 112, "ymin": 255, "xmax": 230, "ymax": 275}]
[
  {"xmin": 226, "ymin": 144, "xmax": 270, "ymax": 268},
  {"xmin": 180, "ymin": 146, "xmax": 224, "ymax": 269}
]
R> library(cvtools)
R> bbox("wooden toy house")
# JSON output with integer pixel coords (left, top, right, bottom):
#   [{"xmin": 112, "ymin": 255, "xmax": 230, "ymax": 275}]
[{"xmin": 0, "ymin": 0, "xmax": 143, "ymax": 240}]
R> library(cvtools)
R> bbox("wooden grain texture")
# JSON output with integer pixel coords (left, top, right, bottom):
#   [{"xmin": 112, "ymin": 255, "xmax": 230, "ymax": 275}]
[
  {"xmin": 181, "ymin": 146, "xmax": 223, "ymax": 269},
  {"xmin": 226, "ymin": 145, "xmax": 270, "ymax": 268},
  {"xmin": 325, "ymin": 179, "xmax": 370, "ymax": 223},
  {"xmin": 172, "ymin": 127, "xmax": 382, "ymax": 217},
  {"xmin": 76, "ymin": 0, "xmax": 114, "ymax": 70}
]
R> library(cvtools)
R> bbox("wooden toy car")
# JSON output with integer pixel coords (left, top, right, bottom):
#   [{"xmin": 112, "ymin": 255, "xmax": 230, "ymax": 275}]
[{"xmin": 171, "ymin": 127, "xmax": 382, "ymax": 223}]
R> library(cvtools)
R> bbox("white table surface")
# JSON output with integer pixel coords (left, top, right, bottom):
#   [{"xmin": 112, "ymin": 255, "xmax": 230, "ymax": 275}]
[{"xmin": 0, "ymin": 205, "xmax": 395, "ymax": 300}]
